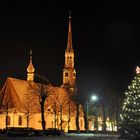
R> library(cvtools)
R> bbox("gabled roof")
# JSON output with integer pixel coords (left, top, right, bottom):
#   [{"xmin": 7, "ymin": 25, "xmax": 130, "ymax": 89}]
[
  {"xmin": 0, "ymin": 77, "xmax": 40, "ymax": 113},
  {"xmin": 0, "ymin": 77, "xmax": 83, "ymax": 116}
]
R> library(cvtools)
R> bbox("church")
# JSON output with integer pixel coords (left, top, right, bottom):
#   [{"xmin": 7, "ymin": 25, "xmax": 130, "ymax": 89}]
[
  {"xmin": 0, "ymin": 14, "xmax": 116, "ymax": 132},
  {"xmin": 0, "ymin": 14, "xmax": 86, "ymax": 132}
]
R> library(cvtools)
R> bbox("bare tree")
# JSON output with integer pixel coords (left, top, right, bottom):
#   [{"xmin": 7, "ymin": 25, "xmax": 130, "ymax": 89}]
[
  {"xmin": 59, "ymin": 94, "xmax": 69, "ymax": 131},
  {"xmin": 30, "ymin": 83, "xmax": 52, "ymax": 131},
  {"xmin": 83, "ymin": 100, "xmax": 88, "ymax": 133},
  {"xmin": 51, "ymin": 102, "xmax": 57, "ymax": 128},
  {"xmin": 23, "ymin": 93, "xmax": 36, "ymax": 129},
  {"xmin": 47, "ymin": 91, "xmax": 69, "ymax": 130},
  {"xmin": 68, "ymin": 87, "xmax": 80, "ymax": 133},
  {"xmin": 48, "ymin": 96, "xmax": 59, "ymax": 129}
]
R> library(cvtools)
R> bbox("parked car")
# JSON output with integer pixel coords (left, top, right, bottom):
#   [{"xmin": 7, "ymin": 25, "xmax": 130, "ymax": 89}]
[
  {"xmin": 6, "ymin": 127, "xmax": 34, "ymax": 137},
  {"xmin": 44, "ymin": 128, "xmax": 63, "ymax": 136},
  {"xmin": 33, "ymin": 129, "xmax": 44, "ymax": 136}
]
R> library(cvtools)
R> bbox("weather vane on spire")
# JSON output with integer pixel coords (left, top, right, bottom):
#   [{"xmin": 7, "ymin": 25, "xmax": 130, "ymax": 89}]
[
  {"xmin": 30, "ymin": 50, "xmax": 32, "ymax": 60},
  {"xmin": 136, "ymin": 66, "xmax": 140, "ymax": 74}
]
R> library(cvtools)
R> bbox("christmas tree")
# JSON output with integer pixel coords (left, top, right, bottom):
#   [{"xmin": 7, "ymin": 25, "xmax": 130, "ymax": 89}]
[{"xmin": 120, "ymin": 66, "xmax": 140, "ymax": 139}]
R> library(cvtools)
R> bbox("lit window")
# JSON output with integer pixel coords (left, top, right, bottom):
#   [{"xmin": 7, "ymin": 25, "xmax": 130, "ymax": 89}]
[
  {"xmin": 18, "ymin": 116, "xmax": 22, "ymax": 125},
  {"xmin": 6, "ymin": 116, "xmax": 11, "ymax": 125},
  {"xmin": 65, "ymin": 72, "xmax": 68, "ymax": 77},
  {"xmin": 81, "ymin": 119, "xmax": 83, "ymax": 127}
]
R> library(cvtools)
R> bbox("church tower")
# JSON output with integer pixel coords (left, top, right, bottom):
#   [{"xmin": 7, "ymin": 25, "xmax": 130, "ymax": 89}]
[
  {"xmin": 63, "ymin": 13, "xmax": 76, "ymax": 88},
  {"xmin": 27, "ymin": 50, "xmax": 35, "ymax": 82}
]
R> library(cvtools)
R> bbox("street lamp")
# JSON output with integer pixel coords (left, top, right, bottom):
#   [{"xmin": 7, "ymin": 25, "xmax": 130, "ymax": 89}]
[
  {"xmin": 91, "ymin": 95, "xmax": 98, "ymax": 102},
  {"xmin": 87, "ymin": 95, "xmax": 98, "ymax": 116},
  {"xmin": 86, "ymin": 94, "xmax": 98, "ymax": 132}
]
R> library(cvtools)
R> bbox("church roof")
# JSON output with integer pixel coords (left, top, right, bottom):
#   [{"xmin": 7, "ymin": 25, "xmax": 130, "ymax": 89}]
[
  {"xmin": 0, "ymin": 77, "xmax": 40, "ymax": 113},
  {"xmin": 0, "ymin": 77, "xmax": 83, "ymax": 116}
]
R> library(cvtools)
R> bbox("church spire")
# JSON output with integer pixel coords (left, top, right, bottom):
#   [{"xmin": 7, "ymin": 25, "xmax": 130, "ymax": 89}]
[
  {"xmin": 62, "ymin": 12, "xmax": 76, "ymax": 88},
  {"xmin": 27, "ymin": 50, "xmax": 35, "ymax": 81},
  {"xmin": 66, "ymin": 11, "xmax": 73, "ymax": 52}
]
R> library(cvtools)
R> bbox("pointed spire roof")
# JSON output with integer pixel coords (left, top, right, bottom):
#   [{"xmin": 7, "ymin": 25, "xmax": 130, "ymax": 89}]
[
  {"xmin": 66, "ymin": 11, "xmax": 74, "ymax": 52},
  {"xmin": 27, "ymin": 50, "xmax": 35, "ymax": 73}
]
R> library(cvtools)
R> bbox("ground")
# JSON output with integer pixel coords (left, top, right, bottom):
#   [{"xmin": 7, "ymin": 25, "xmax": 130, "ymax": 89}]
[{"xmin": 0, "ymin": 133, "xmax": 120, "ymax": 140}]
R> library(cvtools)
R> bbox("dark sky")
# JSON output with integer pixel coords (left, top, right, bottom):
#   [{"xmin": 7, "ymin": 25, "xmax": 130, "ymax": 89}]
[{"xmin": 0, "ymin": 1, "xmax": 140, "ymax": 97}]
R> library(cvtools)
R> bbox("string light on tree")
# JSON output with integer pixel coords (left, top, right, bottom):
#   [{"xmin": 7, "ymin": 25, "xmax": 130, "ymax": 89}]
[
  {"xmin": 136, "ymin": 66, "xmax": 140, "ymax": 74},
  {"xmin": 120, "ymin": 66, "xmax": 140, "ymax": 139}
]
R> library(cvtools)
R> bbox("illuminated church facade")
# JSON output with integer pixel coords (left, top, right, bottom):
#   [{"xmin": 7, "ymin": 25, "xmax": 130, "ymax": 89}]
[
  {"xmin": 0, "ymin": 14, "xmax": 85, "ymax": 132},
  {"xmin": 0, "ymin": 14, "xmax": 116, "ymax": 132}
]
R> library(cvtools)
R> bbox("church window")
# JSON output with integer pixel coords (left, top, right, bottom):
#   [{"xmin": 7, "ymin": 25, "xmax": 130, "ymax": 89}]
[
  {"xmin": 65, "ymin": 72, "xmax": 68, "ymax": 77},
  {"xmin": 81, "ymin": 119, "xmax": 83, "ymax": 127},
  {"xmin": 73, "ymin": 72, "xmax": 76, "ymax": 77},
  {"xmin": 18, "ymin": 115, "xmax": 22, "ymax": 125},
  {"xmin": 6, "ymin": 115, "xmax": 11, "ymax": 125}
]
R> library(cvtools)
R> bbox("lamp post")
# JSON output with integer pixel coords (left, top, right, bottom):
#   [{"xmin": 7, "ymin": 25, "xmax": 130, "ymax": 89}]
[{"xmin": 86, "ymin": 95, "xmax": 98, "ymax": 132}]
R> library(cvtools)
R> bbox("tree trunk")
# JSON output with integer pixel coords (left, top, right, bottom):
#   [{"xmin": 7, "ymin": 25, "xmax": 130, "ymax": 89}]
[
  {"xmin": 60, "ymin": 104, "xmax": 63, "ymax": 131},
  {"xmin": 76, "ymin": 102, "xmax": 80, "ymax": 133},
  {"xmin": 94, "ymin": 113, "xmax": 98, "ymax": 133},
  {"xmin": 6, "ymin": 115, "xmax": 8, "ymax": 130},
  {"xmin": 102, "ymin": 105, "xmax": 107, "ymax": 132},
  {"xmin": 68, "ymin": 101, "xmax": 71, "ymax": 132},
  {"xmin": 26, "ymin": 115, "xmax": 29, "ymax": 129},
  {"xmin": 83, "ymin": 102, "xmax": 88, "ymax": 133},
  {"xmin": 84, "ymin": 112, "xmax": 88, "ymax": 133},
  {"xmin": 40, "ymin": 101, "xmax": 46, "ymax": 131},
  {"xmin": 115, "ymin": 101, "xmax": 119, "ymax": 131},
  {"xmin": 54, "ymin": 103, "xmax": 57, "ymax": 128}
]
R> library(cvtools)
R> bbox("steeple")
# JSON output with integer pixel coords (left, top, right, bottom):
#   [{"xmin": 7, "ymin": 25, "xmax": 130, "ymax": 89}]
[
  {"xmin": 66, "ymin": 11, "xmax": 74, "ymax": 52},
  {"xmin": 62, "ymin": 12, "xmax": 76, "ymax": 88},
  {"xmin": 27, "ymin": 50, "xmax": 35, "ymax": 81}
]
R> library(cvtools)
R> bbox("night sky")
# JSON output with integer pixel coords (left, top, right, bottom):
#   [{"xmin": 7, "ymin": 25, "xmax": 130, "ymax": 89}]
[{"xmin": 0, "ymin": 1, "xmax": 140, "ymax": 97}]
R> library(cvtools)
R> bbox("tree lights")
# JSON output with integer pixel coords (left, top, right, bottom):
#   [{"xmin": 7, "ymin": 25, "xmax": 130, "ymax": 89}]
[{"xmin": 120, "ymin": 66, "xmax": 140, "ymax": 139}]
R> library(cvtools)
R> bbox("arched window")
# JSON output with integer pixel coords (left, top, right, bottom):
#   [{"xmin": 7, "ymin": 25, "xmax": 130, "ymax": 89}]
[
  {"xmin": 81, "ymin": 119, "xmax": 83, "ymax": 127},
  {"xmin": 65, "ymin": 72, "xmax": 68, "ymax": 77},
  {"xmin": 18, "ymin": 116, "xmax": 22, "ymax": 125},
  {"xmin": 73, "ymin": 72, "xmax": 76, "ymax": 77},
  {"xmin": 6, "ymin": 115, "xmax": 11, "ymax": 125}
]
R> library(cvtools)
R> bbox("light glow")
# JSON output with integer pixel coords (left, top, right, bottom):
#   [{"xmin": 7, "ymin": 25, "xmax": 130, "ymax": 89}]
[
  {"xmin": 91, "ymin": 95, "xmax": 98, "ymax": 101},
  {"xmin": 136, "ymin": 66, "xmax": 140, "ymax": 74}
]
